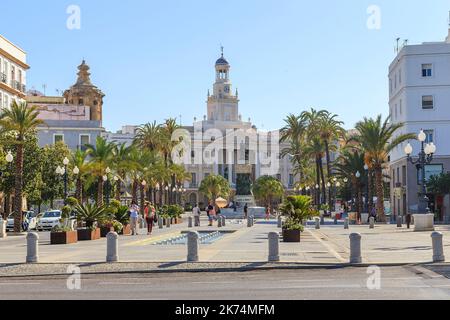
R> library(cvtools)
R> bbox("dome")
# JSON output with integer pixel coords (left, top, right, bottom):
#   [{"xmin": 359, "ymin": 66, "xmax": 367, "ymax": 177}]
[{"xmin": 215, "ymin": 55, "xmax": 229, "ymax": 66}]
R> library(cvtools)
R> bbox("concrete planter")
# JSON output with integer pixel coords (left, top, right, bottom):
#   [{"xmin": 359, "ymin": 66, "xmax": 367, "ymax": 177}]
[
  {"xmin": 413, "ymin": 214, "xmax": 435, "ymax": 232},
  {"xmin": 361, "ymin": 213, "xmax": 369, "ymax": 224},
  {"xmin": 100, "ymin": 226, "xmax": 113, "ymax": 238},
  {"xmin": 282, "ymin": 229, "xmax": 301, "ymax": 243},
  {"xmin": 50, "ymin": 231, "xmax": 78, "ymax": 245},
  {"xmin": 119, "ymin": 224, "xmax": 131, "ymax": 235},
  {"xmin": 77, "ymin": 228, "xmax": 101, "ymax": 241}
]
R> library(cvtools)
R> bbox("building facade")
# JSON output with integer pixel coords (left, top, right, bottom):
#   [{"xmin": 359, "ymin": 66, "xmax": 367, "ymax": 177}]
[
  {"xmin": 389, "ymin": 27, "xmax": 450, "ymax": 221},
  {"xmin": 103, "ymin": 125, "xmax": 138, "ymax": 147},
  {"xmin": 0, "ymin": 35, "xmax": 29, "ymax": 109},
  {"xmin": 27, "ymin": 61, "xmax": 105, "ymax": 151}
]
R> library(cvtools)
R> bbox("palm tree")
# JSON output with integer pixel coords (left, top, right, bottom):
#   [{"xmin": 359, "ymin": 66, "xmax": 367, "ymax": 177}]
[
  {"xmin": 252, "ymin": 176, "xmax": 284, "ymax": 213},
  {"xmin": 199, "ymin": 174, "xmax": 231, "ymax": 205},
  {"xmin": 112, "ymin": 143, "xmax": 136, "ymax": 201},
  {"xmin": 0, "ymin": 101, "xmax": 44, "ymax": 232},
  {"xmin": 71, "ymin": 149, "xmax": 90, "ymax": 203},
  {"xmin": 85, "ymin": 136, "xmax": 115, "ymax": 206},
  {"xmin": 135, "ymin": 121, "xmax": 161, "ymax": 151},
  {"xmin": 353, "ymin": 115, "xmax": 415, "ymax": 222}
]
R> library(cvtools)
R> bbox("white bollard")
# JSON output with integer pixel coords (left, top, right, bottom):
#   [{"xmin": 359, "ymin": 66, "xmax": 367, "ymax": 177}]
[
  {"xmin": 158, "ymin": 217, "xmax": 164, "ymax": 229},
  {"xmin": 0, "ymin": 217, "xmax": 6, "ymax": 238},
  {"xmin": 268, "ymin": 232, "xmax": 280, "ymax": 262},
  {"xmin": 431, "ymin": 232, "xmax": 445, "ymax": 262},
  {"xmin": 344, "ymin": 218, "xmax": 349, "ymax": 230},
  {"xmin": 277, "ymin": 216, "xmax": 282, "ymax": 228},
  {"xmin": 397, "ymin": 216, "xmax": 402, "ymax": 228},
  {"xmin": 188, "ymin": 217, "xmax": 193, "ymax": 228},
  {"xmin": 187, "ymin": 231, "xmax": 200, "ymax": 262},
  {"xmin": 349, "ymin": 233, "xmax": 362, "ymax": 264},
  {"xmin": 139, "ymin": 216, "xmax": 145, "ymax": 229},
  {"xmin": 369, "ymin": 217, "xmax": 375, "ymax": 229},
  {"xmin": 26, "ymin": 232, "xmax": 39, "ymax": 263},
  {"xmin": 106, "ymin": 231, "xmax": 119, "ymax": 262},
  {"xmin": 315, "ymin": 218, "xmax": 320, "ymax": 230}
]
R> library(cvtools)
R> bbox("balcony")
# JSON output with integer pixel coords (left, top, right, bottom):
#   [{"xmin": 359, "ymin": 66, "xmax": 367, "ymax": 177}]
[
  {"xmin": 0, "ymin": 73, "xmax": 6, "ymax": 83},
  {"xmin": 189, "ymin": 183, "xmax": 198, "ymax": 188}
]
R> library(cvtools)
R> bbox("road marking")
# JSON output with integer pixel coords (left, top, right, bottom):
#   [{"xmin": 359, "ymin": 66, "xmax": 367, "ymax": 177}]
[
  {"xmin": 0, "ymin": 282, "xmax": 41, "ymax": 285},
  {"xmin": 306, "ymin": 229, "xmax": 346, "ymax": 263},
  {"xmin": 191, "ymin": 281, "xmax": 236, "ymax": 285}
]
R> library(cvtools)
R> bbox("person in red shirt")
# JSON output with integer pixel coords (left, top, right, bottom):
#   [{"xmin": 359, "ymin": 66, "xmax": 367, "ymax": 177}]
[{"xmin": 144, "ymin": 201, "xmax": 155, "ymax": 235}]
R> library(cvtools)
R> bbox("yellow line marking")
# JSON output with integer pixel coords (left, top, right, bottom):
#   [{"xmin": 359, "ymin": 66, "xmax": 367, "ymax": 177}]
[
  {"xmin": 124, "ymin": 231, "xmax": 182, "ymax": 247},
  {"xmin": 306, "ymin": 229, "xmax": 346, "ymax": 263}
]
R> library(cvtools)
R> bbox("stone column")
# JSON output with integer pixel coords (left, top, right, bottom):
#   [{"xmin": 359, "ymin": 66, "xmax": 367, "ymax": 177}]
[
  {"xmin": 349, "ymin": 233, "xmax": 362, "ymax": 264},
  {"xmin": 187, "ymin": 231, "xmax": 200, "ymax": 262},
  {"xmin": 268, "ymin": 232, "xmax": 280, "ymax": 262},
  {"xmin": 106, "ymin": 231, "xmax": 119, "ymax": 262},
  {"xmin": 431, "ymin": 232, "xmax": 445, "ymax": 262},
  {"xmin": 397, "ymin": 216, "xmax": 402, "ymax": 228},
  {"xmin": 344, "ymin": 218, "xmax": 349, "ymax": 230},
  {"xmin": 188, "ymin": 217, "xmax": 193, "ymax": 228},
  {"xmin": 369, "ymin": 217, "xmax": 375, "ymax": 229},
  {"xmin": 315, "ymin": 218, "xmax": 320, "ymax": 230},
  {"xmin": 26, "ymin": 232, "xmax": 39, "ymax": 263}
]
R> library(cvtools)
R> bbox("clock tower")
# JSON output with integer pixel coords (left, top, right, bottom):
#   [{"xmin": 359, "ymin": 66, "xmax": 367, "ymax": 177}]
[{"xmin": 207, "ymin": 49, "xmax": 239, "ymax": 122}]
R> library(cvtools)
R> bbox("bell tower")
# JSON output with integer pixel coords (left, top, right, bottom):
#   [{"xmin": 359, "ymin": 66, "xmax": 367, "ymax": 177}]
[
  {"xmin": 207, "ymin": 48, "xmax": 239, "ymax": 122},
  {"xmin": 63, "ymin": 60, "xmax": 105, "ymax": 122}
]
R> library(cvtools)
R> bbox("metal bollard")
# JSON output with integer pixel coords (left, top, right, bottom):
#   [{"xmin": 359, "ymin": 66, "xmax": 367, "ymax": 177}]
[
  {"xmin": 222, "ymin": 216, "xmax": 226, "ymax": 227},
  {"xmin": 158, "ymin": 217, "xmax": 164, "ymax": 229},
  {"xmin": 26, "ymin": 232, "xmax": 39, "ymax": 263},
  {"xmin": 431, "ymin": 232, "xmax": 445, "ymax": 262},
  {"xmin": 397, "ymin": 216, "xmax": 402, "ymax": 228},
  {"xmin": 166, "ymin": 218, "xmax": 171, "ymax": 228},
  {"xmin": 268, "ymin": 232, "xmax": 280, "ymax": 262},
  {"xmin": 187, "ymin": 231, "xmax": 200, "ymax": 262},
  {"xmin": 369, "ymin": 217, "xmax": 375, "ymax": 229},
  {"xmin": 344, "ymin": 218, "xmax": 349, "ymax": 230},
  {"xmin": 349, "ymin": 233, "xmax": 362, "ymax": 264},
  {"xmin": 218, "ymin": 216, "xmax": 223, "ymax": 228},
  {"xmin": 0, "ymin": 217, "xmax": 6, "ymax": 238},
  {"xmin": 188, "ymin": 217, "xmax": 193, "ymax": 228},
  {"xmin": 277, "ymin": 216, "xmax": 282, "ymax": 228},
  {"xmin": 195, "ymin": 216, "xmax": 200, "ymax": 227},
  {"xmin": 315, "ymin": 218, "xmax": 320, "ymax": 230},
  {"xmin": 106, "ymin": 231, "xmax": 119, "ymax": 262}
]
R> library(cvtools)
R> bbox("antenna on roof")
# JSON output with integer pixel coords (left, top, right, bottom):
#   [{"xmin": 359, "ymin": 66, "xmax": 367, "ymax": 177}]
[
  {"xmin": 395, "ymin": 37, "xmax": 400, "ymax": 53},
  {"xmin": 42, "ymin": 84, "xmax": 47, "ymax": 96}
]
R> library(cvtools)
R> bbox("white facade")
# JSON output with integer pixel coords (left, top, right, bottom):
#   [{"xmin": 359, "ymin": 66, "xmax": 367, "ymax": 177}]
[
  {"xmin": 0, "ymin": 34, "xmax": 28, "ymax": 108},
  {"xmin": 389, "ymin": 27, "xmax": 450, "ymax": 219},
  {"xmin": 103, "ymin": 125, "xmax": 138, "ymax": 147}
]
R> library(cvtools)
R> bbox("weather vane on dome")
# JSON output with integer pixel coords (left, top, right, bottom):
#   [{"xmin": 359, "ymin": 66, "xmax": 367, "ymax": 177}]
[{"xmin": 221, "ymin": 45, "xmax": 224, "ymax": 57}]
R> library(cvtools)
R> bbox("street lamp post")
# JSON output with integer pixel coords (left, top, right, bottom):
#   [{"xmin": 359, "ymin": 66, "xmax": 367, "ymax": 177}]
[
  {"xmin": 104, "ymin": 167, "xmax": 111, "ymax": 205},
  {"xmin": 404, "ymin": 130, "xmax": 436, "ymax": 213},
  {"xmin": 63, "ymin": 157, "xmax": 69, "ymax": 201}
]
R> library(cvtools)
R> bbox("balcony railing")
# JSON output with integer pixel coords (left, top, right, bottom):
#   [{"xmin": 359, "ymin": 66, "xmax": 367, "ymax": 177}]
[{"xmin": 0, "ymin": 73, "xmax": 6, "ymax": 83}]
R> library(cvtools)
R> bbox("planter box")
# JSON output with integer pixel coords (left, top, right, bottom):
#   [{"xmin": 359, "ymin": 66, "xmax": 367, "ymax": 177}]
[
  {"xmin": 77, "ymin": 228, "xmax": 101, "ymax": 241},
  {"xmin": 51, "ymin": 231, "xmax": 78, "ymax": 245},
  {"xmin": 171, "ymin": 218, "xmax": 183, "ymax": 225},
  {"xmin": 100, "ymin": 226, "xmax": 114, "ymax": 238},
  {"xmin": 119, "ymin": 224, "xmax": 131, "ymax": 235},
  {"xmin": 282, "ymin": 229, "xmax": 301, "ymax": 243}
]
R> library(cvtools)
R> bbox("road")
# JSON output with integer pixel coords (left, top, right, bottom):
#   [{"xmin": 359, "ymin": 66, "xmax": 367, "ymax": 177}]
[{"xmin": 1, "ymin": 265, "xmax": 450, "ymax": 299}]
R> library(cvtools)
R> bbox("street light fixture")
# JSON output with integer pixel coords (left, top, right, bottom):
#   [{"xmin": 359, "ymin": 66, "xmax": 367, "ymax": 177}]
[
  {"xmin": 5, "ymin": 151, "xmax": 13, "ymax": 163},
  {"xmin": 405, "ymin": 129, "xmax": 437, "ymax": 213},
  {"xmin": 73, "ymin": 166, "xmax": 80, "ymax": 175}
]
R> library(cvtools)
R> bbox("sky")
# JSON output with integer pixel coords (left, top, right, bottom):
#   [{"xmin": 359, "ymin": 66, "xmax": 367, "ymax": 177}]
[{"xmin": 1, "ymin": 0, "xmax": 449, "ymax": 132}]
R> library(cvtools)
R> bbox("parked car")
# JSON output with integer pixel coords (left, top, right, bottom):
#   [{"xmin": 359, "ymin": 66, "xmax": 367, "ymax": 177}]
[
  {"xmin": 6, "ymin": 211, "xmax": 37, "ymax": 232},
  {"xmin": 36, "ymin": 210, "xmax": 62, "ymax": 231}
]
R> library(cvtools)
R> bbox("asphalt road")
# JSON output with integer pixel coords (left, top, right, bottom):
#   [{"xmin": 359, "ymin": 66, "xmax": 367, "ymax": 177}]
[{"xmin": 1, "ymin": 265, "xmax": 450, "ymax": 300}]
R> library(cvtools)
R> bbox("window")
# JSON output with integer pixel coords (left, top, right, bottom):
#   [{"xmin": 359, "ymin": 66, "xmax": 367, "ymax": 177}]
[
  {"xmin": 191, "ymin": 150, "xmax": 195, "ymax": 158},
  {"xmin": 402, "ymin": 166, "xmax": 406, "ymax": 186},
  {"xmin": 422, "ymin": 95, "xmax": 434, "ymax": 109},
  {"xmin": 424, "ymin": 130, "xmax": 434, "ymax": 143},
  {"xmin": 422, "ymin": 64, "xmax": 432, "ymax": 77},
  {"xmin": 289, "ymin": 174, "xmax": 294, "ymax": 187},
  {"xmin": 399, "ymin": 69, "xmax": 402, "ymax": 84},
  {"xmin": 80, "ymin": 134, "xmax": 90, "ymax": 146},
  {"xmin": 399, "ymin": 99, "xmax": 402, "ymax": 115},
  {"xmin": 191, "ymin": 173, "xmax": 197, "ymax": 185},
  {"xmin": 54, "ymin": 134, "xmax": 64, "ymax": 144},
  {"xmin": 78, "ymin": 99, "xmax": 84, "ymax": 105}
]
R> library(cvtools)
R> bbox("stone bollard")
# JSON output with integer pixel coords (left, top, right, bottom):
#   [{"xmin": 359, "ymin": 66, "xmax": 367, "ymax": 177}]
[
  {"xmin": 320, "ymin": 214, "xmax": 325, "ymax": 225},
  {"xmin": 369, "ymin": 217, "xmax": 375, "ymax": 229},
  {"xmin": 139, "ymin": 217, "xmax": 145, "ymax": 229},
  {"xmin": 26, "ymin": 232, "xmax": 39, "ymax": 263},
  {"xmin": 166, "ymin": 218, "xmax": 171, "ymax": 228},
  {"xmin": 397, "ymin": 216, "xmax": 403, "ymax": 228},
  {"xmin": 188, "ymin": 217, "xmax": 193, "ymax": 228},
  {"xmin": 0, "ymin": 217, "xmax": 6, "ymax": 238},
  {"xmin": 222, "ymin": 216, "xmax": 226, "ymax": 227},
  {"xmin": 247, "ymin": 217, "xmax": 252, "ymax": 228},
  {"xmin": 431, "ymin": 232, "xmax": 445, "ymax": 262},
  {"xmin": 194, "ymin": 216, "xmax": 200, "ymax": 227},
  {"xmin": 315, "ymin": 218, "xmax": 320, "ymax": 230},
  {"xmin": 251, "ymin": 216, "xmax": 255, "ymax": 227},
  {"xmin": 187, "ymin": 231, "xmax": 200, "ymax": 262},
  {"xmin": 268, "ymin": 232, "xmax": 280, "ymax": 262},
  {"xmin": 106, "ymin": 231, "xmax": 119, "ymax": 262},
  {"xmin": 277, "ymin": 216, "xmax": 282, "ymax": 228},
  {"xmin": 218, "ymin": 216, "xmax": 223, "ymax": 228},
  {"xmin": 344, "ymin": 218, "xmax": 349, "ymax": 229},
  {"xmin": 158, "ymin": 217, "xmax": 164, "ymax": 229},
  {"xmin": 349, "ymin": 233, "xmax": 362, "ymax": 264}
]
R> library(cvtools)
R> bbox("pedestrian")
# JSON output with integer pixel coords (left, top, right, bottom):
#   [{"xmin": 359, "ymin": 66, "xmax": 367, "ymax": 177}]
[
  {"xmin": 129, "ymin": 201, "xmax": 140, "ymax": 235},
  {"xmin": 193, "ymin": 203, "xmax": 201, "ymax": 218},
  {"xmin": 244, "ymin": 203, "xmax": 248, "ymax": 219},
  {"xmin": 265, "ymin": 206, "xmax": 270, "ymax": 221},
  {"xmin": 370, "ymin": 206, "xmax": 376, "ymax": 222},
  {"xmin": 406, "ymin": 213, "xmax": 412, "ymax": 229},
  {"xmin": 144, "ymin": 201, "xmax": 155, "ymax": 235},
  {"xmin": 207, "ymin": 201, "xmax": 216, "ymax": 226}
]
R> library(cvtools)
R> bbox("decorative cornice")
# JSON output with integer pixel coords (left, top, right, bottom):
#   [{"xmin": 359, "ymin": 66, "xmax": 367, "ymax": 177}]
[
  {"xmin": 0, "ymin": 81, "xmax": 26, "ymax": 98},
  {"xmin": 0, "ymin": 47, "xmax": 29, "ymax": 70}
]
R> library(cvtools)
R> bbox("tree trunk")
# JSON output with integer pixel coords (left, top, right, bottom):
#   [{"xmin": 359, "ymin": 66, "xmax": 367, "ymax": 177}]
[
  {"xmin": 97, "ymin": 176, "xmax": 104, "ymax": 206},
  {"xmin": 4, "ymin": 194, "xmax": 11, "ymax": 218},
  {"xmin": 319, "ymin": 158, "xmax": 326, "ymax": 205},
  {"xmin": 13, "ymin": 144, "xmax": 24, "ymax": 233},
  {"xmin": 375, "ymin": 166, "xmax": 386, "ymax": 222},
  {"xmin": 140, "ymin": 184, "xmax": 145, "ymax": 215},
  {"xmin": 367, "ymin": 168, "xmax": 373, "ymax": 213},
  {"xmin": 315, "ymin": 157, "xmax": 321, "ymax": 206},
  {"xmin": 75, "ymin": 177, "xmax": 83, "ymax": 204},
  {"xmin": 324, "ymin": 140, "xmax": 333, "ymax": 210},
  {"xmin": 132, "ymin": 179, "xmax": 138, "ymax": 204},
  {"xmin": 115, "ymin": 179, "xmax": 121, "ymax": 201}
]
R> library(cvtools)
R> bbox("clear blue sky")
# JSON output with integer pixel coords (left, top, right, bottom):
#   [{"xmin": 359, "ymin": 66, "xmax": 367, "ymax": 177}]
[{"xmin": 2, "ymin": 0, "xmax": 449, "ymax": 132}]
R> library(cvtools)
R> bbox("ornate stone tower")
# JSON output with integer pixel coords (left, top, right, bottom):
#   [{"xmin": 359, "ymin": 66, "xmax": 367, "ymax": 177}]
[
  {"xmin": 63, "ymin": 60, "xmax": 105, "ymax": 122},
  {"xmin": 207, "ymin": 49, "xmax": 239, "ymax": 121}
]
